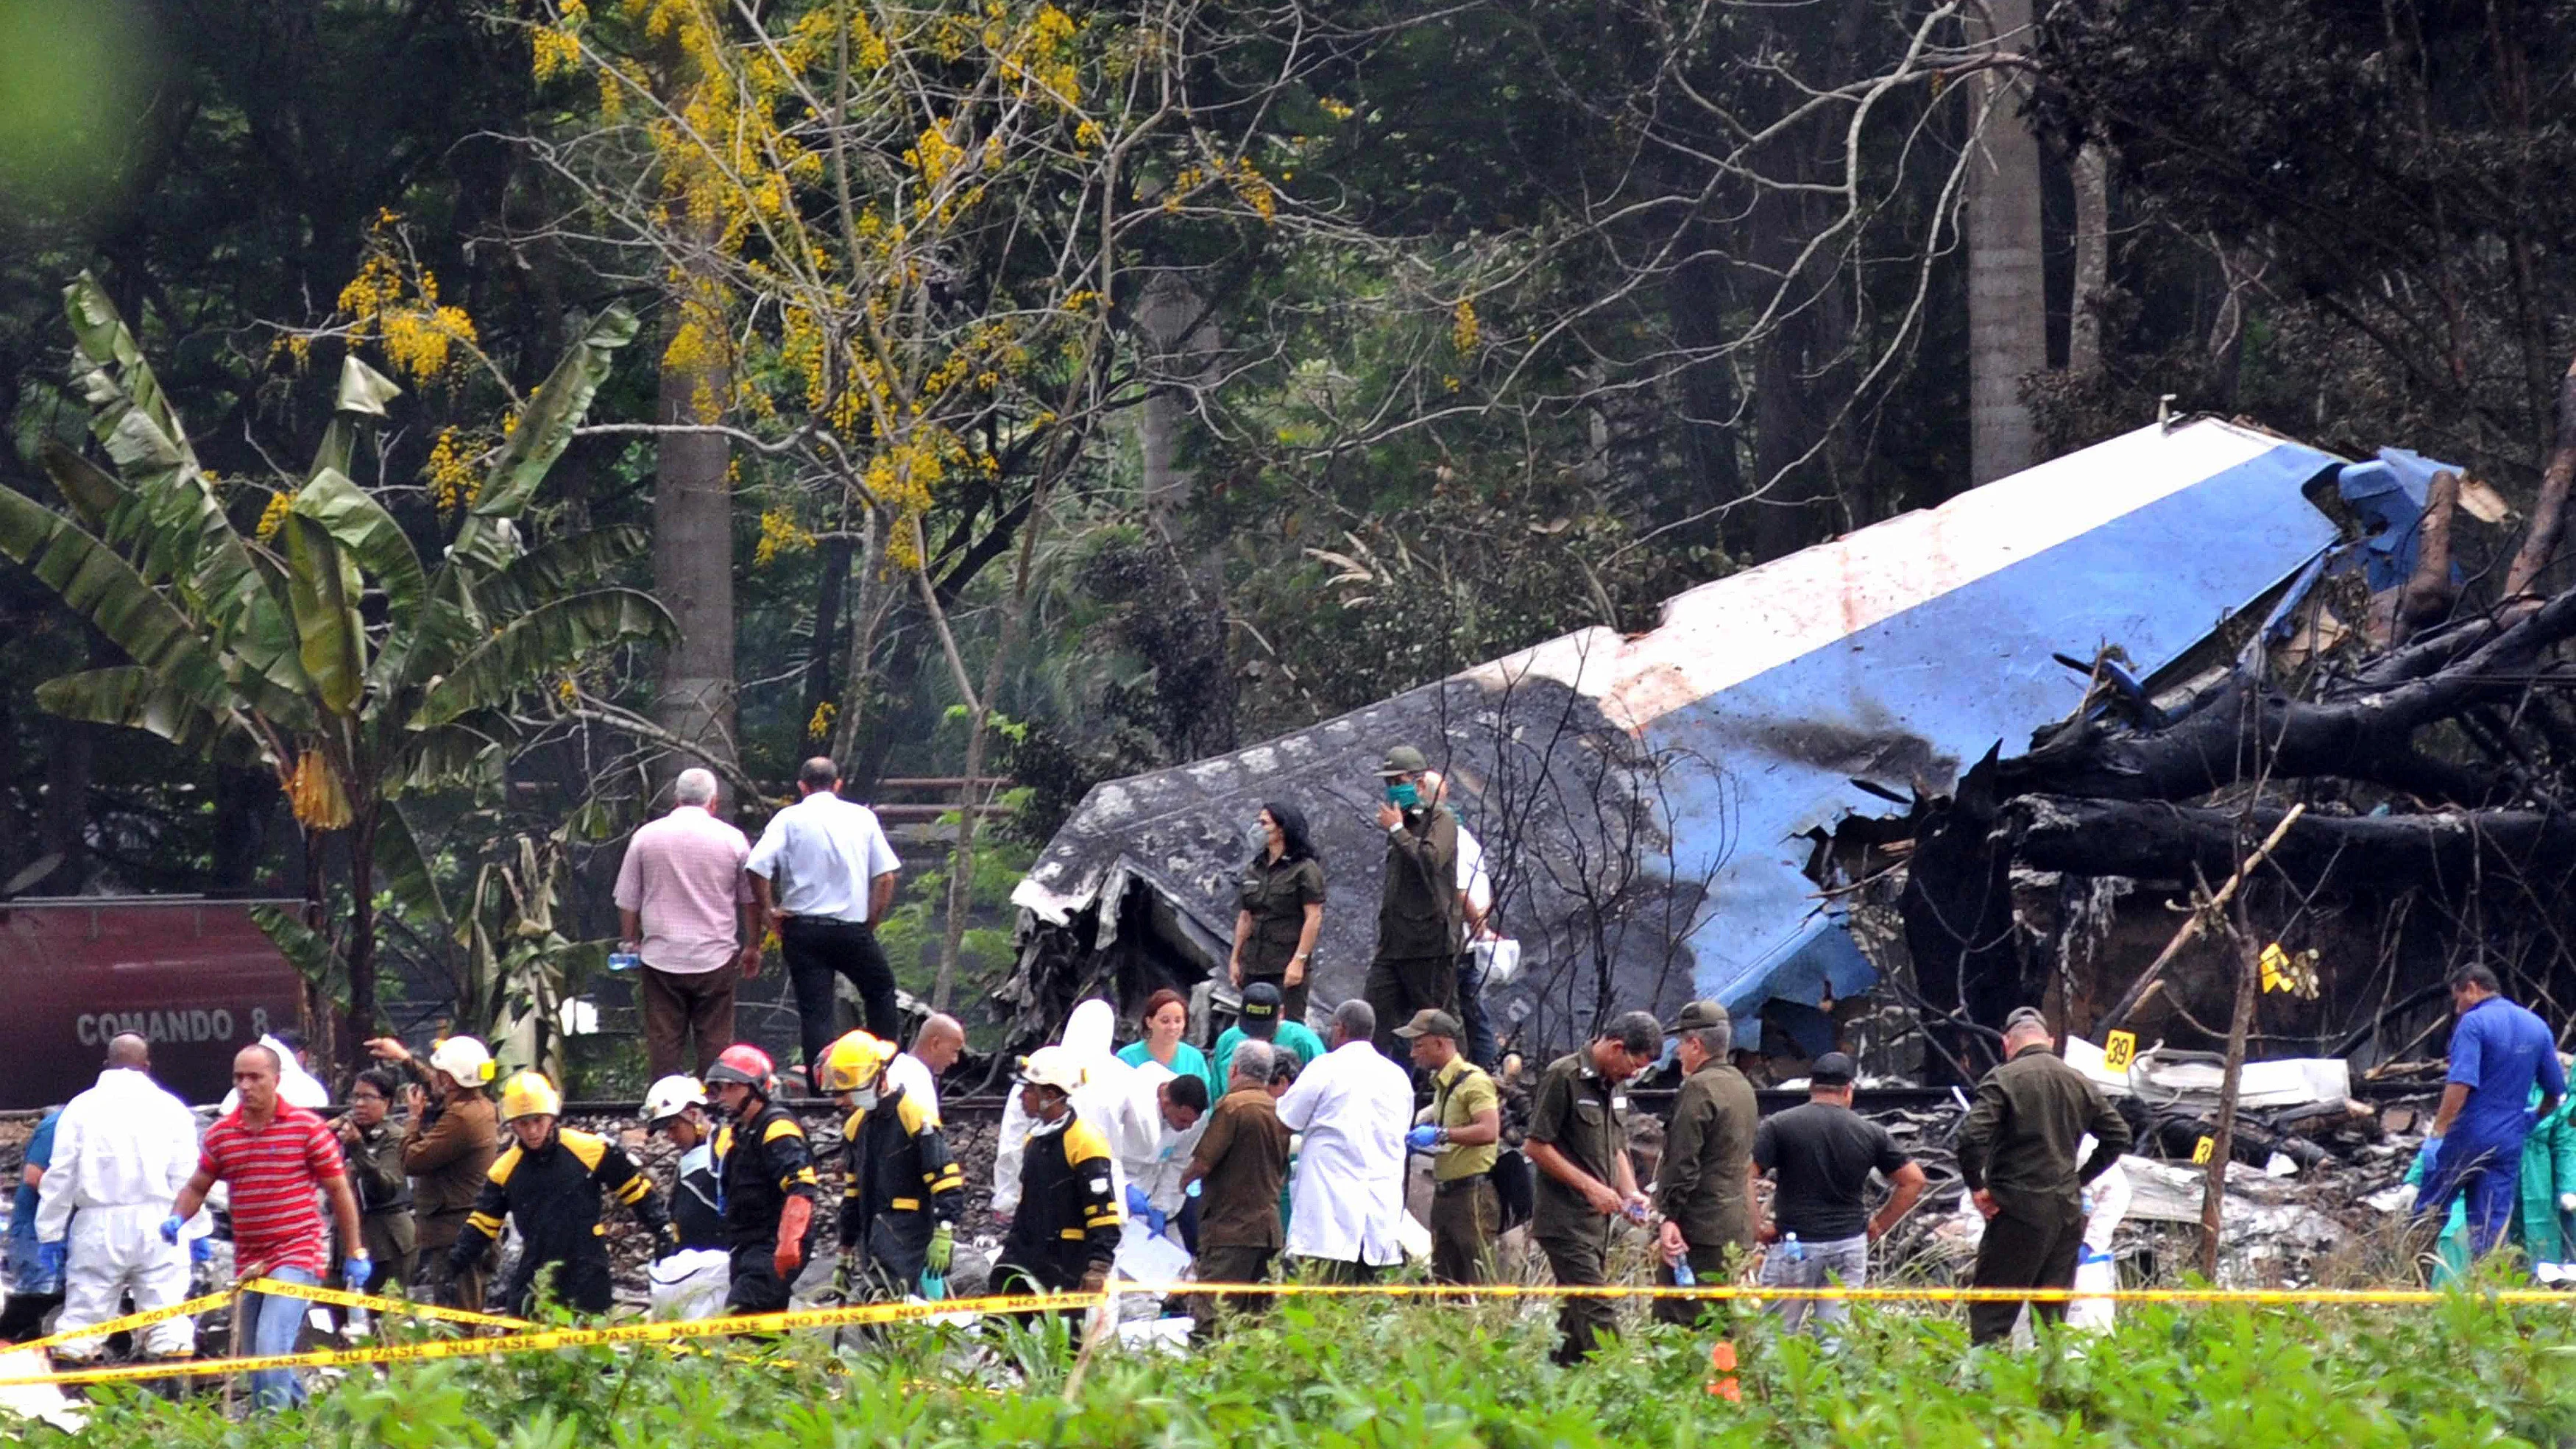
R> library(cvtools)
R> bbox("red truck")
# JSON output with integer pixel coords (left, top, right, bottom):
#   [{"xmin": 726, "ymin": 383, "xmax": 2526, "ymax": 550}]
[{"xmin": 0, "ymin": 896, "xmax": 310, "ymax": 1108}]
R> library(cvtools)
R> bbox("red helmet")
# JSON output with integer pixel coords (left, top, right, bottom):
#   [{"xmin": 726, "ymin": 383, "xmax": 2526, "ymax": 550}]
[{"xmin": 704, "ymin": 1044, "xmax": 777, "ymax": 1097}]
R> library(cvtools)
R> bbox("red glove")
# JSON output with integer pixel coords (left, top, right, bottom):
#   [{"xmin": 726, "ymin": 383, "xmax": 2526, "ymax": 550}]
[{"xmin": 775, "ymin": 1196, "xmax": 814, "ymax": 1279}]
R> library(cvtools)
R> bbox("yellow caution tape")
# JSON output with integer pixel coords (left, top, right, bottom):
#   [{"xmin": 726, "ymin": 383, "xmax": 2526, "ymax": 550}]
[
  {"xmin": 1135, "ymin": 1280, "xmax": 2576, "ymax": 1305},
  {"xmin": 0, "ymin": 1290, "xmax": 1086, "ymax": 1389},
  {"xmin": 238, "ymin": 1277, "xmax": 534, "ymax": 1331},
  {"xmin": 3, "ymin": 1289, "xmax": 233, "ymax": 1360}
]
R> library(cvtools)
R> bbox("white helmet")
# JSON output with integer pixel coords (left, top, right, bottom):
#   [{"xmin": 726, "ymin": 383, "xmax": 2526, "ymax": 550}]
[
  {"xmin": 427, "ymin": 1035, "xmax": 497, "ymax": 1088},
  {"xmin": 1016, "ymin": 1045, "xmax": 1088, "ymax": 1093},
  {"xmin": 643, "ymin": 1074, "xmax": 708, "ymax": 1125}
]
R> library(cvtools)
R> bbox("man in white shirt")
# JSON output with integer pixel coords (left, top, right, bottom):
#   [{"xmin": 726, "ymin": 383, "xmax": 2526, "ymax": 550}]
[
  {"xmin": 1425, "ymin": 771, "xmax": 1499, "ymax": 1068},
  {"xmin": 36, "ymin": 1034, "xmax": 208, "ymax": 1361},
  {"xmin": 746, "ymin": 756, "xmax": 905, "ymax": 1082},
  {"xmin": 1274, "ymin": 999, "xmax": 1412, "ymax": 1280},
  {"xmin": 616, "ymin": 767, "xmax": 761, "ymax": 1078},
  {"xmin": 888, "ymin": 1012, "xmax": 965, "ymax": 1122}
]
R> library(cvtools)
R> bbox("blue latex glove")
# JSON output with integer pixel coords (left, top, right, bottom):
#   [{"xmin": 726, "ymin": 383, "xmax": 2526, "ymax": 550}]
[
  {"xmin": 190, "ymin": 1236, "xmax": 213, "ymax": 1265},
  {"xmin": 158, "ymin": 1215, "xmax": 185, "ymax": 1245},
  {"xmin": 1406, "ymin": 1124, "xmax": 1441, "ymax": 1152},
  {"xmin": 37, "ymin": 1242, "xmax": 65, "ymax": 1279},
  {"xmin": 1145, "ymin": 1205, "xmax": 1169, "ymax": 1235},
  {"xmin": 1125, "ymin": 1183, "xmax": 1152, "ymax": 1218},
  {"xmin": 2414, "ymin": 1135, "xmax": 2446, "ymax": 1178}
]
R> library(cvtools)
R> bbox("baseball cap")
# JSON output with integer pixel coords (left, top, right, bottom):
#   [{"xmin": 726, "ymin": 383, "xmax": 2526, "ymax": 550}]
[
  {"xmin": 1666, "ymin": 999, "xmax": 1730, "ymax": 1032},
  {"xmin": 1808, "ymin": 1052, "xmax": 1857, "ymax": 1086},
  {"xmin": 1239, "ymin": 981, "xmax": 1282, "ymax": 1037},
  {"xmin": 2003, "ymin": 1006, "xmax": 2050, "ymax": 1033},
  {"xmin": 1376, "ymin": 745, "xmax": 1429, "ymax": 776},
  {"xmin": 1393, "ymin": 1008, "xmax": 1462, "ymax": 1041}
]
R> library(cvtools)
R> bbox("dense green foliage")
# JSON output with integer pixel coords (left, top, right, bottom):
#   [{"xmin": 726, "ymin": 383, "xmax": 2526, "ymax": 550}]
[{"xmin": 25, "ymin": 1294, "xmax": 2576, "ymax": 1447}]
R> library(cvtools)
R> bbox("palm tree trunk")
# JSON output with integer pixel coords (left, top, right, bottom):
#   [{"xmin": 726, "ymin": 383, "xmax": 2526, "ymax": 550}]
[{"xmin": 1966, "ymin": 0, "xmax": 2047, "ymax": 483}]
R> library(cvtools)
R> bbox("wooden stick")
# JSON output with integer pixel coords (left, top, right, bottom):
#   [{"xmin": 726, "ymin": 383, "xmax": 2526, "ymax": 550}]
[
  {"xmin": 2200, "ymin": 915, "xmax": 2260, "ymax": 1281},
  {"xmin": 2097, "ymin": 804, "xmax": 2307, "ymax": 1034}
]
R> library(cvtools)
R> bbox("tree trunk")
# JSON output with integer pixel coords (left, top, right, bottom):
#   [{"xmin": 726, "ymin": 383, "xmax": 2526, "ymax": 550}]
[
  {"xmin": 210, "ymin": 764, "xmax": 280, "ymax": 896},
  {"xmin": 651, "ymin": 330, "xmax": 737, "ymax": 777},
  {"xmin": 341, "ymin": 809, "xmax": 378, "ymax": 1083},
  {"xmin": 1966, "ymin": 0, "xmax": 2047, "ymax": 483},
  {"xmin": 37, "ymin": 716, "xmax": 92, "ymax": 893},
  {"xmin": 2504, "ymin": 350, "xmax": 2576, "ymax": 600},
  {"xmin": 799, "ymin": 529, "xmax": 854, "ymax": 751},
  {"xmin": 2198, "ymin": 921, "xmax": 2257, "ymax": 1281},
  {"xmin": 2069, "ymin": 143, "xmax": 2110, "ymax": 378}
]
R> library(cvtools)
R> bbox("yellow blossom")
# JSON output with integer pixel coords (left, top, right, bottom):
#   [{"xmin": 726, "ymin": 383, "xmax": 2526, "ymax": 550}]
[
  {"xmin": 254, "ymin": 491, "xmax": 292, "ymax": 542},
  {"xmin": 1452, "ymin": 297, "xmax": 1479, "ymax": 354}
]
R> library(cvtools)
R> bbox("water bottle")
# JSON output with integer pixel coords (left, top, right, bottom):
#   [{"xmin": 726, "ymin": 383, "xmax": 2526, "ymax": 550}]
[
  {"xmin": 1671, "ymin": 1258, "xmax": 1696, "ymax": 1288},
  {"xmin": 606, "ymin": 945, "xmax": 641, "ymax": 973},
  {"xmin": 1782, "ymin": 1232, "xmax": 1805, "ymax": 1264}
]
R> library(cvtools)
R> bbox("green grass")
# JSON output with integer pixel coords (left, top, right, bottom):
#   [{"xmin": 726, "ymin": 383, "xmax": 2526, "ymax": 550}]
[{"xmin": 26, "ymin": 1289, "xmax": 2576, "ymax": 1448}]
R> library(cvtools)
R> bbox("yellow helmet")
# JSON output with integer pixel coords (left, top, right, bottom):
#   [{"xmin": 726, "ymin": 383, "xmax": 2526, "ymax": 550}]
[
  {"xmin": 498, "ymin": 1069, "xmax": 564, "ymax": 1123},
  {"xmin": 818, "ymin": 1030, "xmax": 895, "ymax": 1095}
]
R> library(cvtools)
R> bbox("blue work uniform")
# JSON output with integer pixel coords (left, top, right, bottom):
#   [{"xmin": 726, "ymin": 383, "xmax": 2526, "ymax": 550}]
[{"xmin": 2421, "ymin": 996, "xmax": 2567, "ymax": 1254}]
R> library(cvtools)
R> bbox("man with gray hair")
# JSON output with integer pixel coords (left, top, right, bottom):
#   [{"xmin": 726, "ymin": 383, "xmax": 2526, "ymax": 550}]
[
  {"xmin": 1182, "ymin": 1038, "xmax": 1292, "ymax": 1331},
  {"xmin": 1650, "ymin": 1001, "xmax": 1757, "ymax": 1323},
  {"xmin": 615, "ymin": 766, "xmax": 760, "ymax": 1077},
  {"xmin": 1275, "ymin": 1000, "xmax": 1413, "ymax": 1281}
]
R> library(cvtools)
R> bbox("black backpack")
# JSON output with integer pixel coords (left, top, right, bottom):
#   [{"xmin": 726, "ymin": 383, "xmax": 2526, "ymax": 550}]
[{"xmin": 1489, "ymin": 1149, "xmax": 1535, "ymax": 1231}]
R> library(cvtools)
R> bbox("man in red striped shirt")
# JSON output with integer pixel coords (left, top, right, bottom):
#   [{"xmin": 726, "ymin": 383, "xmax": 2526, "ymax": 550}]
[{"xmin": 166, "ymin": 1044, "xmax": 366, "ymax": 1409}]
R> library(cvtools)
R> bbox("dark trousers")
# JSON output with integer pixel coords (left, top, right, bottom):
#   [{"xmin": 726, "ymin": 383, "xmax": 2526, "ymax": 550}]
[
  {"xmin": 1650, "ymin": 1238, "xmax": 1741, "ymax": 1327},
  {"xmin": 414, "ymin": 1213, "xmax": 484, "ymax": 1312},
  {"xmin": 642, "ymin": 963, "xmax": 740, "ymax": 1079},
  {"xmin": 1364, "ymin": 952, "xmax": 1456, "ymax": 1055},
  {"xmin": 856, "ymin": 1211, "xmax": 935, "ymax": 1299},
  {"xmin": 1536, "ymin": 1222, "xmax": 1616, "ymax": 1364},
  {"xmin": 506, "ymin": 1255, "xmax": 614, "ymax": 1317},
  {"xmin": 2417, "ymin": 1133, "xmax": 2522, "ymax": 1257},
  {"xmin": 1968, "ymin": 1200, "xmax": 2084, "ymax": 1344},
  {"xmin": 1189, "ymin": 1244, "xmax": 1275, "ymax": 1334},
  {"xmin": 726, "ymin": 1239, "xmax": 798, "ymax": 1315},
  {"xmin": 782, "ymin": 917, "xmax": 900, "ymax": 1080},
  {"xmin": 1454, "ymin": 953, "xmax": 1499, "ymax": 1068},
  {"xmin": 1429, "ymin": 1177, "xmax": 1499, "ymax": 1285}
]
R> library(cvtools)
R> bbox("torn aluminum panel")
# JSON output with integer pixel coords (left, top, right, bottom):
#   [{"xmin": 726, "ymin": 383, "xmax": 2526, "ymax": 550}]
[{"xmin": 1012, "ymin": 418, "xmax": 2352, "ymax": 1050}]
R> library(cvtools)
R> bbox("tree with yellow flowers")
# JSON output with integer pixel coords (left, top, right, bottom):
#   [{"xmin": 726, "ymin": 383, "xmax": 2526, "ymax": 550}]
[
  {"xmin": 528, "ymin": 0, "xmax": 1309, "ymax": 1002},
  {"xmin": 0, "ymin": 272, "xmax": 671, "ymax": 1067}
]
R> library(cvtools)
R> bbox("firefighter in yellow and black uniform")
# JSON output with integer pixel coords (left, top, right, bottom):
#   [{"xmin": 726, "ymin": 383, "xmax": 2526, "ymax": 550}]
[
  {"xmin": 994, "ymin": 1046, "xmax": 1119, "ymax": 1297},
  {"xmin": 447, "ymin": 1071, "xmax": 670, "ymax": 1316},
  {"xmin": 704, "ymin": 1044, "xmax": 823, "ymax": 1314},
  {"xmin": 819, "ymin": 1031, "xmax": 965, "ymax": 1300}
]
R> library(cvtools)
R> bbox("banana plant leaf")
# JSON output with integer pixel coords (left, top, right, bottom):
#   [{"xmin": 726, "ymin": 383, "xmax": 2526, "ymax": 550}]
[
  {"xmin": 295, "ymin": 467, "xmax": 426, "ymax": 625},
  {"xmin": 283, "ymin": 511, "xmax": 368, "ymax": 716},
  {"xmin": 250, "ymin": 904, "xmax": 345, "ymax": 996},
  {"xmin": 447, "ymin": 305, "xmax": 638, "ymax": 571},
  {"xmin": 36, "ymin": 439, "xmax": 127, "ymax": 530},
  {"xmin": 35, "ymin": 665, "xmax": 265, "ymax": 766},
  {"xmin": 308, "ymin": 357, "xmax": 403, "ymax": 484},
  {"xmin": 373, "ymin": 801, "xmax": 449, "ymax": 932},
  {"xmin": 408, "ymin": 587, "xmax": 676, "ymax": 729},
  {"xmin": 0, "ymin": 486, "xmax": 237, "ymax": 711},
  {"xmin": 473, "ymin": 524, "xmax": 650, "ymax": 619},
  {"xmin": 389, "ymin": 711, "xmax": 511, "ymax": 796}
]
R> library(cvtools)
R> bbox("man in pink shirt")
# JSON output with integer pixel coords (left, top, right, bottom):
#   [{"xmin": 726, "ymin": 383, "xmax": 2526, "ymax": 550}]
[
  {"xmin": 616, "ymin": 767, "xmax": 762, "ymax": 1077},
  {"xmin": 168, "ymin": 1044, "xmax": 365, "ymax": 1410}
]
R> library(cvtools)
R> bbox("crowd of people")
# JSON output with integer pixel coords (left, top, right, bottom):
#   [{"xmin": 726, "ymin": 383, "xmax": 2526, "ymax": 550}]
[{"xmin": 7, "ymin": 745, "xmax": 2576, "ymax": 1413}]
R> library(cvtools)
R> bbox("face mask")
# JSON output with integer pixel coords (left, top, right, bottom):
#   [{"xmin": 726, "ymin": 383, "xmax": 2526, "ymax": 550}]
[
  {"xmin": 849, "ymin": 1085, "xmax": 880, "ymax": 1112},
  {"xmin": 1250, "ymin": 822, "xmax": 1271, "ymax": 851},
  {"xmin": 1384, "ymin": 782, "xmax": 1420, "ymax": 809}
]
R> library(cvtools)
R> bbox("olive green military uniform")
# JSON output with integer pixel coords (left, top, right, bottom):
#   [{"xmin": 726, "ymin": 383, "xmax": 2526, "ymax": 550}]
[
  {"xmin": 1526, "ymin": 1050, "xmax": 1632, "ymax": 1363},
  {"xmin": 1239, "ymin": 853, "xmax": 1326, "ymax": 1024},
  {"xmin": 1955, "ymin": 1041, "xmax": 2132, "ymax": 1343},
  {"xmin": 1425, "ymin": 1054, "xmax": 1503, "ymax": 1284},
  {"xmin": 1650, "ymin": 1057, "xmax": 1757, "ymax": 1324},
  {"xmin": 1365, "ymin": 804, "xmax": 1459, "ymax": 1056}
]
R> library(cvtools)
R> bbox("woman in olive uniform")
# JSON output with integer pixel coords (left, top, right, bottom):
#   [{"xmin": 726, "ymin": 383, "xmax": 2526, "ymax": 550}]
[{"xmin": 1228, "ymin": 801, "xmax": 1325, "ymax": 1024}]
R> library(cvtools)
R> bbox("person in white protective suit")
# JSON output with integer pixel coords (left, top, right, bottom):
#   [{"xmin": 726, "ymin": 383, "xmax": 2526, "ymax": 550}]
[
  {"xmin": 2065, "ymin": 1145, "xmax": 2131, "ymax": 1333},
  {"xmin": 35, "ymin": 1033, "xmax": 209, "ymax": 1361},
  {"xmin": 219, "ymin": 1033, "xmax": 330, "ymax": 1114},
  {"xmin": 994, "ymin": 999, "xmax": 1139, "ymax": 1223},
  {"xmin": 1103, "ymin": 1060, "xmax": 1211, "ymax": 1251}
]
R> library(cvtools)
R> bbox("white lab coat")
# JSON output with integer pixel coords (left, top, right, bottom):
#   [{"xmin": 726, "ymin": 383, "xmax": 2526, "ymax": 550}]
[
  {"xmin": 1105, "ymin": 1060, "xmax": 1210, "ymax": 1223},
  {"xmin": 36, "ymin": 1068, "xmax": 208, "ymax": 1357},
  {"xmin": 1275, "ymin": 1040, "xmax": 1412, "ymax": 1266},
  {"xmin": 995, "ymin": 1001, "xmax": 1133, "ymax": 1217},
  {"xmin": 217, "ymin": 1035, "xmax": 332, "ymax": 1115},
  {"xmin": 2067, "ymin": 1147, "xmax": 2131, "ymax": 1334}
]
